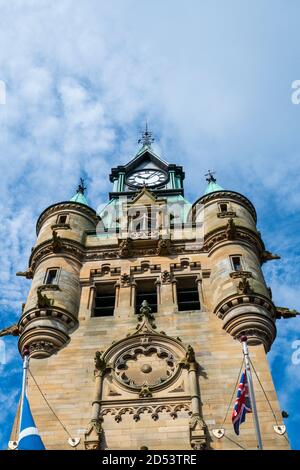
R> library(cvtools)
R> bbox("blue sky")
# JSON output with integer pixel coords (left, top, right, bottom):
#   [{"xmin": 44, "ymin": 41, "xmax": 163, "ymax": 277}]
[{"xmin": 0, "ymin": 0, "xmax": 300, "ymax": 450}]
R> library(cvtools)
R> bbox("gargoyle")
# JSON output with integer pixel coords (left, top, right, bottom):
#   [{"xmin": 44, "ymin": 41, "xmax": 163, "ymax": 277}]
[
  {"xmin": 0, "ymin": 324, "xmax": 19, "ymax": 337},
  {"xmin": 261, "ymin": 250, "xmax": 281, "ymax": 263},
  {"xmin": 276, "ymin": 307, "xmax": 300, "ymax": 319},
  {"xmin": 16, "ymin": 266, "xmax": 33, "ymax": 279}
]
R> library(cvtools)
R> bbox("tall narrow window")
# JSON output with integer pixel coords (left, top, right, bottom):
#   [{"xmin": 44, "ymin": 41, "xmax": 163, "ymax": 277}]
[
  {"xmin": 135, "ymin": 279, "xmax": 157, "ymax": 314},
  {"xmin": 176, "ymin": 277, "xmax": 200, "ymax": 312},
  {"xmin": 231, "ymin": 256, "xmax": 242, "ymax": 271},
  {"xmin": 44, "ymin": 268, "xmax": 59, "ymax": 285},
  {"xmin": 93, "ymin": 283, "xmax": 115, "ymax": 317}
]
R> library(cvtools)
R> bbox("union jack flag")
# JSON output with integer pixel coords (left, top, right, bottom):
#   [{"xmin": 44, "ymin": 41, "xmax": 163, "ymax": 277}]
[{"xmin": 232, "ymin": 370, "xmax": 252, "ymax": 435}]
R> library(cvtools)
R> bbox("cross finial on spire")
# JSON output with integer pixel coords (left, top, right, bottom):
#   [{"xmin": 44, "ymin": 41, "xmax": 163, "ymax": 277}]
[
  {"xmin": 77, "ymin": 177, "xmax": 86, "ymax": 194},
  {"xmin": 138, "ymin": 122, "xmax": 155, "ymax": 147},
  {"xmin": 205, "ymin": 170, "xmax": 217, "ymax": 183}
]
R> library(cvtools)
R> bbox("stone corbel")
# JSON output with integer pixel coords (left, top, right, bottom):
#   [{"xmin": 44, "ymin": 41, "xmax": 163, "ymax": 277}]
[
  {"xmin": 189, "ymin": 414, "xmax": 207, "ymax": 450},
  {"xmin": 84, "ymin": 418, "xmax": 103, "ymax": 450}
]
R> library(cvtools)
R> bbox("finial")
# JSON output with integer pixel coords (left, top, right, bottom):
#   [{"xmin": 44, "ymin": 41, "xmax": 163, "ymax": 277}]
[
  {"xmin": 205, "ymin": 170, "xmax": 217, "ymax": 183},
  {"xmin": 77, "ymin": 177, "xmax": 86, "ymax": 194},
  {"xmin": 138, "ymin": 122, "xmax": 155, "ymax": 147}
]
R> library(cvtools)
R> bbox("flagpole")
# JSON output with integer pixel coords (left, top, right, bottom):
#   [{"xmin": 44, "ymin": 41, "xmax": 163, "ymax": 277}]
[
  {"xmin": 241, "ymin": 336, "xmax": 263, "ymax": 450},
  {"xmin": 18, "ymin": 347, "xmax": 30, "ymax": 441}
]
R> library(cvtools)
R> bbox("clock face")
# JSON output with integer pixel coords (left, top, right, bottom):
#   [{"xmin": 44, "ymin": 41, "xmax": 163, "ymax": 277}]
[{"xmin": 126, "ymin": 169, "xmax": 168, "ymax": 188}]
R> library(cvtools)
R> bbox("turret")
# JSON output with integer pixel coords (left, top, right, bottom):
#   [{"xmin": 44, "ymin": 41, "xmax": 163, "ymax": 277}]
[
  {"xmin": 18, "ymin": 181, "xmax": 98, "ymax": 359},
  {"xmin": 192, "ymin": 173, "xmax": 276, "ymax": 351}
]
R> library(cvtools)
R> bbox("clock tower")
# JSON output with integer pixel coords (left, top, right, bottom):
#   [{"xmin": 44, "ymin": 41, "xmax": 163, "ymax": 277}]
[{"xmin": 9, "ymin": 129, "xmax": 294, "ymax": 450}]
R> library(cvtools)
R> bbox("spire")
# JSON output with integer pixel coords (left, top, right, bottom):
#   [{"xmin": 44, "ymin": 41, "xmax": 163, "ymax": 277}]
[
  {"xmin": 138, "ymin": 122, "xmax": 155, "ymax": 148},
  {"xmin": 204, "ymin": 170, "xmax": 223, "ymax": 195},
  {"xmin": 70, "ymin": 178, "xmax": 89, "ymax": 205}
]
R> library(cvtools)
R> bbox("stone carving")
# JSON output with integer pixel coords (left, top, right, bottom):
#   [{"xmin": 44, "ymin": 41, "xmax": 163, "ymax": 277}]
[
  {"xmin": 237, "ymin": 275, "xmax": 253, "ymax": 295},
  {"xmin": 261, "ymin": 250, "xmax": 281, "ymax": 263},
  {"xmin": 230, "ymin": 271, "xmax": 252, "ymax": 280},
  {"xmin": 0, "ymin": 324, "xmax": 19, "ymax": 337},
  {"xmin": 180, "ymin": 345, "xmax": 196, "ymax": 368},
  {"xmin": 36, "ymin": 290, "xmax": 52, "ymax": 308},
  {"xmin": 28, "ymin": 341, "xmax": 56, "ymax": 355},
  {"xmin": 139, "ymin": 384, "xmax": 152, "ymax": 398},
  {"xmin": 118, "ymin": 238, "xmax": 133, "ymax": 258},
  {"xmin": 101, "ymin": 402, "xmax": 192, "ymax": 423},
  {"xmin": 94, "ymin": 351, "xmax": 110, "ymax": 377},
  {"xmin": 217, "ymin": 211, "xmax": 236, "ymax": 218},
  {"xmin": 156, "ymin": 238, "xmax": 171, "ymax": 255},
  {"xmin": 52, "ymin": 230, "xmax": 62, "ymax": 253},
  {"xmin": 137, "ymin": 300, "xmax": 156, "ymax": 329},
  {"xmin": 120, "ymin": 273, "xmax": 132, "ymax": 287},
  {"xmin": 84, "ymin": 418, "xmax": 103, "ymax": 450},
  {"xmin": 225, "ymin": 218, "xmax": 236, "ymax": 240},
  {"xmin": 114, "ymin": 344, "xmax": 177, "ymax": 390},
  {"xmin": 161, "ymin": 270, "xmax": 173, "ymax": 284}
]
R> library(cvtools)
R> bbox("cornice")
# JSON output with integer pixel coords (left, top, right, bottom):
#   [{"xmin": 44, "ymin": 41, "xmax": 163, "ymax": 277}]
[
  {"xmin": 36, "ymin": 201, "xmax": 99, "ymax": 235},
  {"xmin": 193, "ymin": 190, "xmax": 257, "ymax": 223}
]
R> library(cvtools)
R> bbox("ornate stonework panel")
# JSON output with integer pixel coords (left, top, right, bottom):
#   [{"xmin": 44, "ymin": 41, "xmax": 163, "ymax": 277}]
[{"xmin": 114, "ymin": 345, "xmax": 177, "ymax": 390}]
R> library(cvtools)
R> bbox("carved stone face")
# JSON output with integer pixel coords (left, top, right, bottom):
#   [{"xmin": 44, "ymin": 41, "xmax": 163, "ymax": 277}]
[{"xmin": 114, "ymin": 345, "xmax": 177, "ymax": 389}]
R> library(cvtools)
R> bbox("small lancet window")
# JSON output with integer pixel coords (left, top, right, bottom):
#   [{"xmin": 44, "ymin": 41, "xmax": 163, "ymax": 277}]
[
  {"xmin": 57, "ymin": 214, "xmax": 68, "ymax": 224},
  {"xmin": 219, "ymin": 203, "xmax": 228, "ymax": 213},
  {"xmin": 44, "ymin": 268, "xmax": 59, "ymax": 285},
  {"xmin": 231, "ymin": 256, "xmax": 242, "ymax": 272}
]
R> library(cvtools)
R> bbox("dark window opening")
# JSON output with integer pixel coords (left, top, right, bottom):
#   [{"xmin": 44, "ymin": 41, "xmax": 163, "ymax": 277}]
[
  {"xmin": 231, "ymin": 256, "xmax": 242, "ymax": 271},
  {"xmin": 219, "ymin": 203, "xmax": 228, "ymax": 213},
  {"xmin": 135, "ymin": 279, "xmax": 157, "ymax": 314},
  {"xmin": 177, "ymin": 277, "xmax": 200, "ymax": 312},
  {"xmin": 45, "ymin": 269, "xmax": 58, "ymax": 285},
  {"xmin": 93, "ymin": 283, "xmax": 115, "ymax": 317},
  {"xmin": 57, "ymin": 214, "xmax": 68, "ymax": 224}
]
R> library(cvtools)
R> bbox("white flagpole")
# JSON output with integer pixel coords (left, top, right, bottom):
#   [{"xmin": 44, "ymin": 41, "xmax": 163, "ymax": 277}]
[
  {"xmin": 18, "ymin": 348, "xmax": 30, "ymax": 441},
  {"xmin": 241, "ymin": 336, "xmax": 263, "ymax": 450}
]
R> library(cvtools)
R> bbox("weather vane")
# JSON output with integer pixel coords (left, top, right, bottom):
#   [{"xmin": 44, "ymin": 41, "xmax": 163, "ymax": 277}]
[
  {"xmin": 138, "ymin": 122, "xmax": 155, "ymax": 147},
  {"xmin": 78, "ymin": 177, "xmax": 87, "ymax": 194},
  {"xmin": 205, "ymin": 170, "xmax": 217, "ymax": 183}
]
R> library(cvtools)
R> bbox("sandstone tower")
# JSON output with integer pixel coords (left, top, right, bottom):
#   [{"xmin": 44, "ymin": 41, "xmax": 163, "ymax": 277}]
[{"xmin": 10, "ymin": 131, "xmax": 294, "ymax": 450}]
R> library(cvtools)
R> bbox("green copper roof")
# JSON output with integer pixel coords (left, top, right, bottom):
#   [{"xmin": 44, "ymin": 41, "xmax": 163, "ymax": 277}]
[
  {"xmin": 70, "ymin": 191, "xmax": 89, "ymax": 205},
  {"xmin": 204, "ymin": 181, "xmax": 224, "ymax": 195}
]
